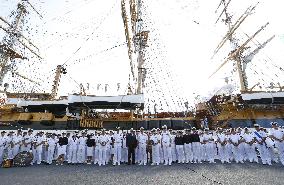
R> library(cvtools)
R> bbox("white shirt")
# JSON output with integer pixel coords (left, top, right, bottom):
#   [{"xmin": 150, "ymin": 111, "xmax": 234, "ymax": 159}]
[
  {"xmin": 113, "ymin": 133, "xmax": 123, "ymax": 144},
  {"xmin": 242, "ymin": 133, "xmax": 254, "ymax": 143},
  {"xmin": 138, "ymin": 133, "xmax": 148, "ymax": 145},
  {"xmin": 69, "ymin": 137, "xmax": 78, "ymax": 149},
  {"xmin": 36, "ymin": 136, "xmax": 45, "ymax": 146},
  {"xmin": 156, "ymin": 134, "xmax": 162, "ymax": 145},
  {"xmin": 13, "ymin": 135, "xmax": 23, "ymax": 146},
  {"xmin": 0, "ymin": 136, "xmax": 7, "ymax": 147},
  {"xmin": 99, "ymin": 135, "xmax": 109, "ymax": 146},
  {"xmin": 269, "ymin": 128, "xmax": 283, "ymax": 140},
  {"xmin": 122, "ymin": 135, "xmax": 127, "ymax": 148},
  {"xmin": 24, "ymin": 134, "xmax": 34, "ymax": 146},
  {"xmin": 150, "ymin": 135, "xmax": 159, "ymax": 145},
  {"xmin": 230, "ymin": 134, "xmax": 240, "ymax": 144},
  {"xmin": 47, "ymin": 138, "xmax": 57, "ymax": 148},
  {"xmin": 170, "ymin": 134, "xmax": 176, "ymax": 145},
  {"xmin": 253, "ymin": 130, "xmax": 266, "ymax": 142},
  {"xmin": 78, "ymin": 137, "xmax": 86, "ymax": 146},
  {"xmin": 217, "ymin": 133, "xmax": 226, "ymax": 143},
  {"xmin": 161, "ymin": 134, "xmax": 171, "ymax": 145}
]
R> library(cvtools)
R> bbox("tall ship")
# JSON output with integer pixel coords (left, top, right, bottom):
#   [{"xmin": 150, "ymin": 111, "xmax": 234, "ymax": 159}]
[
  {"xmin": 195, "ymin": 0, "xmax": 284, "ymax": 128},
  {"xmin": 0, "ymin": 0, "xmax": 284, "ymax": 130},
  {"xmin": 0, "ymin": 0, "xmax": 194, "ymax": 130}
]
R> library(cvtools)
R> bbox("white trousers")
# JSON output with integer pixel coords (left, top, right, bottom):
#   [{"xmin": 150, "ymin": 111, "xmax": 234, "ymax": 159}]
[
  {"xmin": 192, "ymin": 142, "xmax": 201, "ymax": 162},
  {"xmin": 99, "ymin": 146, "xmax": 107, "ymax": 165},
  {"xmin": 159, "ymin": 144, "xmax": 163, "ymax": 163},
  {"xmin": 0, "ymin": 146, "xmax": 5, "ymax": 164},
  {"xmin": 121, "ymin": 147, "xmax": 128, "ymax": 162},
  {"xmin": 184, "ymin": 143, "xmax": 193, "ymax": 163},
  {"xmin": 152, "ymin": 145, "xmax": 160, "ymax": 164},
  {"xmin": 77, "ymin": 146, "xmax": 86, "ymax": 163},
  {"xmin": 277, "ymin": 142, "xmax": 284, "ymax": 165},
  {"xmin": 205, "ymin": 143, "xmax": 215, "ymax": 162},
  {"xmin": 171, "ymin": 144, "xmax": 177, "ymax": 161},
  {"xmin": 138, "ymin": 144, "xmax": 147, "ymax": 164},
  {"xmin": 68, "ymin": 147, "xmax": 77, "ymax": 164},
  {"xmin": 231, "ymin": 145, "xmax": 242, "ymax": 162},
  {"xmin": 257, "ymin": 144, "xmax": 271, "ymax": 164},
  {"xmin": 162, "ymin": 144, "xmax": 172, "ymax": 165},
  {"xmin": 218, "ymin": 144, "xmax": 230, "ymax": 162},
  {"xmin": 113, "ymin": 144, "xmax": 122, "ymax": 164},
  {"xmin": 35, "ymin": 146, "xmax": 43, "ymax": 164},
  {"xmin": 13, "ymin": 145, "xmax": 20, "ymax": 158},
  {"xmin": 243, "ymin": 143, "xmax": 258, "ymax": 162},
  {"xmin": 176, "ymin": 145, "xmax": 185, "ymax": 163},
  {"xmin": 94, "ymin": 146, "xmax": 99, "ymax": 164},
  {"xmin": 47, "ymin": 146, "xmax": 55, "ymax": 164}
]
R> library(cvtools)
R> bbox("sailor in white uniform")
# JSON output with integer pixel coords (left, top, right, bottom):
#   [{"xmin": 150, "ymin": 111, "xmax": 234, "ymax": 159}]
[
  {"xmin": 169, "ymin": 129, "xmax": 177, "ymax": 162},
  {"xmin": 12, "ymin": 130, "xmax": 23, "ymax": 158},
  {"xmin": 161, "ymin": 126, "xmax": 172, "ymax": 165},
  {"xmin": 199, "ymin": 131, "xmax": 206, "ymax": 162},
  {"xmin": 150, "ymin": 129, "xmax": 160, "ymax": 165},
  {"xmin": 68, "ymin": 134, "xmax": 78, "ymax": 164},
  {"xmin": 77, "ymin": 132, "xmax": 87, "ymax": 164},
  {"xmin": 35, "ymin": 131, "xmax": 45, "ymax": 165},
  {"xmin": 137, "ymin": 127, "xmax": 148, "ymax": 165},
  {"xmin": 229, "ymin": 129, "xmax": 243, "ymax": 163},
  {"xmin": 242, "ymin": 128, "xmax": 258, "ymax": 163},
  {"xmin": 93, "ymin": 131, "xmax": 100, "ymax": 164},
  {"xmin": 113, "ymin": 128, "xmax": 123, "ymax": 166},
  {"xmin": 157, "ymin": 129, "xmax": 163, "ymax": 164},
  {"xmin": 22, "ymin": 129, "xmax": 33, "ymax": 152},
  {"xmin": 107, "ymin": 131, "xmax": 114, "ymax": 164},
  {"xmin": 0, "ymin": 131, "xmax": 7, "ymax": 164},
  {"xmin": 98, "ymin": 129, "xmax": 109, "ymax": 166},
  {"xmin": 237, "ymin": 128, "xmax": 246, "ymax": 162},
  {"xmin": 269, "ymin": 122, "xmax": 283, "ymax": 164},
  {"xmin": 47, "ymin": 133, "xmax": 57, "ymax": 164},
  {"xmin": 203, "ymin": 129, "xmax": 215, "ymax": 163},
  {"xmin": 253, "ymin": 124, "xmax": 271, "ymax": 165},
  {"xmin": 121, "ymin": 131, "xmax": 128, "ymax": 163},
  {"xmin": 217, "ymin": 129, "xmax": 229, "ymax": 163}
]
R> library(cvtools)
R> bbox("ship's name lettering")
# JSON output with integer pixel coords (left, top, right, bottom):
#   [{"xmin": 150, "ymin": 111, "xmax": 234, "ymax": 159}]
[{"xmin": 80, "ymin": 119, "xmax": 103, "ymax": 128}]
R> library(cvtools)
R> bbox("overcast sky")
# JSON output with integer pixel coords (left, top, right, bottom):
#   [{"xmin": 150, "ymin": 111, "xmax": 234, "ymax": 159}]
[{"xmin": 1, "ymin": 0, "xmax": 284, "ymax": 112}]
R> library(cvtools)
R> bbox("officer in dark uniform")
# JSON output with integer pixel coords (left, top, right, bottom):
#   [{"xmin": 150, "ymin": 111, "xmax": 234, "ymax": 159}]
[
  {"xmin": 183, "ymin": 129, "xmax": 193, "ymax": 163},
  {"xmin": 57, "ymin": 133, "xmax": 68, "ymax": 165},
  {"xmin": 190, "ymin": 127, "xmax": 201, "ymax": 163},
  {"xmin": 175, "ymin": 131, "xmax": 185, "ymax": 163},
  {"xmin": 126, "ymin": 128, "xmax": 137, "ymax": 165}
]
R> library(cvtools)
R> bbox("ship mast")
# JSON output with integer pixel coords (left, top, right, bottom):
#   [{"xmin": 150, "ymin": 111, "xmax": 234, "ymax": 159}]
[
  {"xmin": 211, "ymin": 1, "xmax": 273, "ymax": 93},
  {"xmin": 0, "ymin": 0, "xmax": 41, "ymax": 90},
  {"xmin": 50, "ymin": 65, "xmax": 67, "ymax": 99},
  {"xmin": 121, "ymin": 0, "xmax": 149, "ymax": 94}
]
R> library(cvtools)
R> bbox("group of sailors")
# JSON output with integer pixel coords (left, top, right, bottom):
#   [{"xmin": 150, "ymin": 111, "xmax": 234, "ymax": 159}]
[{"xmin": 0, "ymin": 122, "xmax": 284, "ymax": 167}]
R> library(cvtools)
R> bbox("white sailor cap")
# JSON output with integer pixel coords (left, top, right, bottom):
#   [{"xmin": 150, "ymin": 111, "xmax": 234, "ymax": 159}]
[
  {"xmin": 140, "ymin": 127, "xmax": 144, "ymax": 130},
  {"xmin": 253, "ymin": 124, "xmax": 260, "ymax": 127},
  {"xmin": 162, "ymin": 125, "xmax": 167, "ymax": 129},
  {"xmin": 271, "ymin": 122, "xmax": 278, "ymax": 126}
]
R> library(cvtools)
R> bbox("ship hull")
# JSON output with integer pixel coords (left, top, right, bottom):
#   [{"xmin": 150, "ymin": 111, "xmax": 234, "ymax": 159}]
[{"xmin": 0, "ymin": 119, "xmax": 196, "ymax": 130}]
